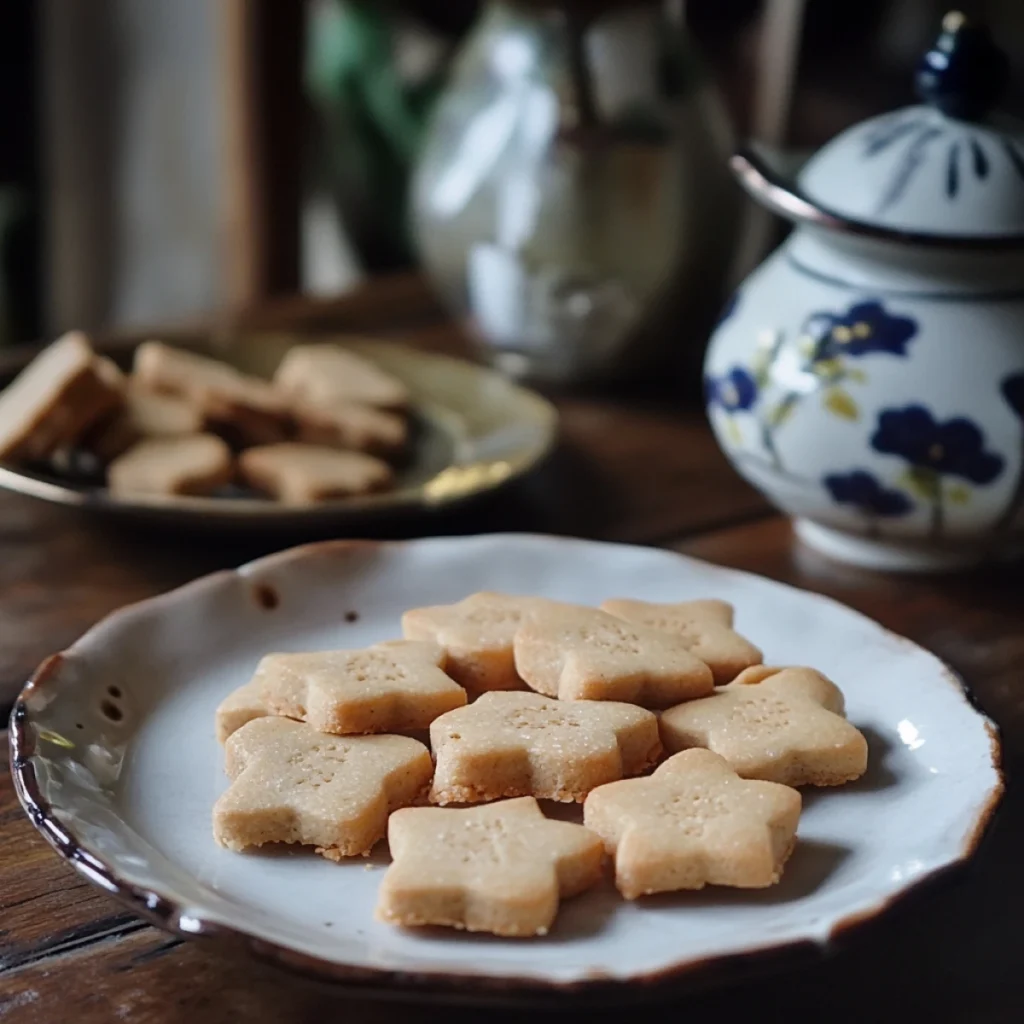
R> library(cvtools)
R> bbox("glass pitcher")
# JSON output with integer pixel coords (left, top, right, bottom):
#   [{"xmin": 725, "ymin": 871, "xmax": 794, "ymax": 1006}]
[{"xmin": 411, "ymin": 0, "xmax": 739, "ymax": 384}]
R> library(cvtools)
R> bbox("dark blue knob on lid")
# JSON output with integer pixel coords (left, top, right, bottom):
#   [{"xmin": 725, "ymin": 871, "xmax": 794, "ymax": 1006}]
[{"xmin": 915, "ymin": 11, "xmax": 1010, "ymax": 121}]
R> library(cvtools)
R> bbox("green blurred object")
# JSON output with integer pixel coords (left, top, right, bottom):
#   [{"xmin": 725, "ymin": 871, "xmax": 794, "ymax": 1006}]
[{"xmin": 306, "ymin": 0, "xmax": 448, "ymax": 272}]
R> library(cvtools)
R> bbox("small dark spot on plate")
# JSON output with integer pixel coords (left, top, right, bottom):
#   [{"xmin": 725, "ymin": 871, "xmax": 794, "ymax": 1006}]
[
  {"xmin": 345, "ymin": 611, "xmax": 359, "ymax": 623},
  {"xmin": 100, "ymin": 699, "xmax": 123, "ymax": 723},
  {"xmin": 75, "ymin": 723, "xmax": 84, "ymax": 730},
  {"xmin": 254, "ymin": 583, "xmax": 280, "ymax": 611},
  {"xmin": 107, "ymin": 685, "xmax": 122, "ymax": 699}
]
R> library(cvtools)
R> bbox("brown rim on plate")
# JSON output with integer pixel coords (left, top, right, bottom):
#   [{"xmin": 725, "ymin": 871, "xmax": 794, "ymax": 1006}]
[{"xmin": 7, "ymin": 538, "xmax": 1005, "ymax": 1003}]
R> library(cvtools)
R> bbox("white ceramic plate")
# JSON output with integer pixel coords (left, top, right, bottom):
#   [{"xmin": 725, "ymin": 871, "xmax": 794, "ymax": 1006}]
[{"xmin": 10, "ymin": 535, "xmax": 1002, "ymax": 1000}]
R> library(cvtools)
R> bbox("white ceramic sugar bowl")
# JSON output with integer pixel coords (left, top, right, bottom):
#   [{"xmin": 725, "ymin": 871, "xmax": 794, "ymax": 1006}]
[{"xmin": 705, "ymin": 13, "xmax": 1024, "ymax": 571}]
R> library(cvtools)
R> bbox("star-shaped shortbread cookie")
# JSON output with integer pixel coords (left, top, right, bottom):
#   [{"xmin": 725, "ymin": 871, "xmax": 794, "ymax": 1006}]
[
  {"xmin": 255, "ymin": 640, "xmax": 466, "ymax": 735},
  {"xmin": 659, "ymin": 666, "xmax": 868, "ymax": 787},
  {"xmin": 215, "ymin": 679, "xmax": 268, "ymax": 743},
  {"xmin": 513, "ymin": 604, "xmax": 713, "ymax": 706},
  {"xmin": 402, "ymin": 592, "xmax": 558, "ymax": 696},
  {"xmin": 600, "ymin": 598, "xmax": 762, "ymax": 685},
  {"xmin": 213, "ymin": 717, "xmax": 433, "ymax": 860},
  {"xmin": 376, "ymin": 797, "xmax": 604, "ymax": 936},
  {"xmin": 584, "ymin": 749, "xmax": 802, "ymax": 897},
  {"xmin": 429, "ymin": 690, "xmax": 661, "ymax": 804}
]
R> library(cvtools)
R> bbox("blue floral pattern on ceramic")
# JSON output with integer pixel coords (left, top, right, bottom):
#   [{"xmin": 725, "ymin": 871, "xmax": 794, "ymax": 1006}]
[
  {"xmin": 704, "ymin": 367, "xmax": 758, "ymax": 413},
  {"xmin": 706, "ymin": 303, "xmax": 1024, "ymax": 545},
  {"xmin": 860, "ymin": 117, "xmax": 1019, "ymax": 209},
  {"xmin": 703, "ymin": 17, "xmax": 1024, "ymax": 566},
  {"xmin": 1001, "ymin": 373, "xmax": 1024, "ymax": 419},
  {"xmin": 809, "ymin": 301, "xmax": 917, "ymax": 359},
  {"xmin": 871, "ymin": 405, "xmax": 1004, "ymax": 484},
  {"xmin": 716, "ymin": 298, "xmax": 920, "ymax": 469},
  {"xmin": 861, "ymin": 21, "xmax": 1015, "ymax": 208},
  {"xmin": 823, "ymin": 471, "xmax": 913, "ymax": 517},
  {"xmin": 868, "ymin": 405, "xmax": 1004, "ymax": 536}
]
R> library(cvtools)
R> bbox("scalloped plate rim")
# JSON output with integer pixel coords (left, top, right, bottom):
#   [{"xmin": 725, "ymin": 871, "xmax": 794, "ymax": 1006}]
[{"xmin": 8, "ymin": 534, "xmax": 1004, "ymax": 1001}]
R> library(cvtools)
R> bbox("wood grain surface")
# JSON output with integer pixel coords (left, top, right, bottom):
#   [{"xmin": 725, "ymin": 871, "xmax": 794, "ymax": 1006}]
[{"xmin": 1, "ymin": 285, "xmax": 1021, "ymax": 1023}]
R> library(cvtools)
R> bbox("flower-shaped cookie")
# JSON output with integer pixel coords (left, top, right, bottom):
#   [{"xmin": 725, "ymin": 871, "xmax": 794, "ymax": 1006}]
[
  {"xmin": 659, "ymin": 666, "xmax": 868, "ymax": 787},
  {"xmin": 213, "ymin": 717, "xmax": 433, "ymax": 860},
  {"xmin": 429, "ymin": 690, "xmax": 661, "ymax": 804},
  {"xmin": 513, "ymin": 605, "xmax": 713, "ymax": 706},
  {"xmin": 377, "ymin": 797, "xmax": 604, "ymax": 936},
  {"xmin": 600, "ymin": 598, "xmax": 763, "ymax": 685},
  {"xmin": 255, "ymin": 640, "xmax": 466, "ymax": 735},
  {"xmin": 402, "ymin": 592, "xmax": 559, "ymax": 696},
  {"xmin": 584, "ymin": 749, "xmax": 802, "ymax": 898}
]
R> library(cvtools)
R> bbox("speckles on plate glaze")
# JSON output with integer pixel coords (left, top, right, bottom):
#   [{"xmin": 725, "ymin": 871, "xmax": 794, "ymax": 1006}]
[
  {"xmin": 252, "ymin": 583, "xmax": 280, "ymax": 611},
  {"xmin": 99, "ymin": 698, "xmax": 124, "ymax": 723}
]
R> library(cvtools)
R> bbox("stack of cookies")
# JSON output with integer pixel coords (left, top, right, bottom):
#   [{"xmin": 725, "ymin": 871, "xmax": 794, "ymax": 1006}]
[
  {"xmin": 0, "ymin": 333, "xmax": 412, "ymax": 503},
  {"xmin": 213, "ymin": 592, "xmax": 869, "ymax": 938}
]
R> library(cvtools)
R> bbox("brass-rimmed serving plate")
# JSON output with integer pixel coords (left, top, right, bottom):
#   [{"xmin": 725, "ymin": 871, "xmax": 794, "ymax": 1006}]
[{"xmin": 0, "ymin": 335, "xmax": 557, "ymax": 530}]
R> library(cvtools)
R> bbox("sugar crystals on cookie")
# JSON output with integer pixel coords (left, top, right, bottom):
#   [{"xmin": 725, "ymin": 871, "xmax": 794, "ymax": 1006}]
[
  {"xmin": 429, "ymin": 690, "xmax": 661, "ymax": 804},
  {"xmin": 584, "ymin": 749, "xmax": 802, "ymax": 898},
  {"xmin": 256, "ymin": 640, "xmax": 466, "ymax": 735},
  {"xmin": 402, "ymin": 592, "xmax": 557, "ymax": 696},
  {"xmin": 216, "ymin": 679, "xmax": 269, "ymax": 743},
  {"xmin": 659, "ymin": 666, "xmax": 868, "ymax": 787},
  {"xmin": 377, "ymin": 797, "xmax": 603, "ymax": 936},
  {"xmin": 601, "ymin": 598, "xmax": 763, "ymax": 685},
  {"xmin": 513, "ymin": 604, "xmax": 714, "ymax": 707},
  {"xmin": 213, "ymin": 717, "xmax": 432, "ymax": 860}
]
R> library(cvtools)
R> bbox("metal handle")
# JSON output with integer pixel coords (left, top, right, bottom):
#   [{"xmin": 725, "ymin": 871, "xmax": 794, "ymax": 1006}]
[{"xmin": 730, "ymin": 145, "xmax": 1024, "ymax": 252}]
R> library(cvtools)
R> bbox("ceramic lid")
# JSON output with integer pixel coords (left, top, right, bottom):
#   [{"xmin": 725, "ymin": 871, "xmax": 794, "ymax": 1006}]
[{"xmin": 797, "ymin": 12, "xmax": 1024, "ymax": 239}]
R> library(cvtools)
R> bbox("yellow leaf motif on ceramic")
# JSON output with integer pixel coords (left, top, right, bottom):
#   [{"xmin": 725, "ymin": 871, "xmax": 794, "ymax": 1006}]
[
  {"xmin": 813, "ymin": 358, "xmax": 845, "ymax": 381},
  {"xmin": 751, "ymin": 348, "xmax": 772, "ymax": 375},
  {"xmin": 948, "ymin": 484, "xmax": 971, "ymax": 505},
  {"xmin": 767, "ymin": 401, "xmax": 796, "ymax": 427},
  {"xmin": 845, "ymin": 368, "xmax": 868, "ymax": 384},
  {"xmin": 750, "ymin": 351, "xmax": 772, "ymax": 389},
  {"xmin": 823, "ymin": 388, "xmax": 859, "ymax": 421},
  {"xmin": 726, "ymin": 418, "xmax": 743, "ymax": 446},
  {"xmin": 900, "ymin": 467, "xmax": 941, "ymax": 501}
]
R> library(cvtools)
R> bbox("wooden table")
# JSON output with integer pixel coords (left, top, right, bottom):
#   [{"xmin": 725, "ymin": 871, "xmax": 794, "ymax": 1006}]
[{"xmin": 1, "ymin": 284, "xmax": 1022, "ymax": 1023}]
